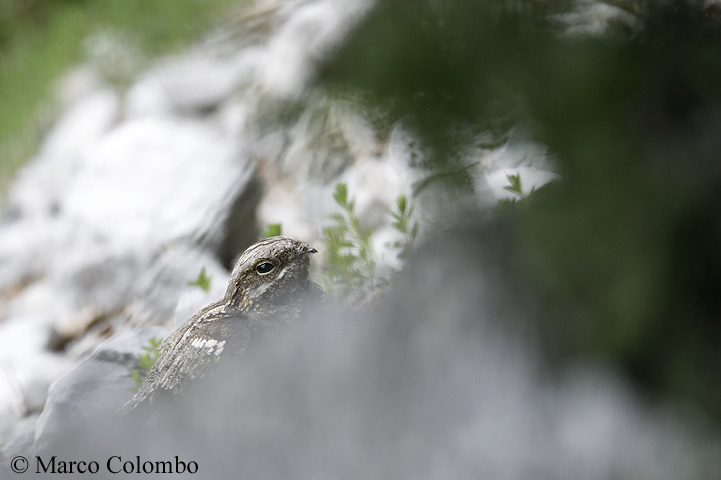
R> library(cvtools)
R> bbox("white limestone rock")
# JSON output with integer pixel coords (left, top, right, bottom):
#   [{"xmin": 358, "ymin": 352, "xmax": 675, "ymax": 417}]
[
  {"xmin": 54, "ymin": 65, "xmax": 105, "ymax": 110},
  {"xmin": 553, "ymin": 0, "xmax": 640, "ymax": 37},
  {"xmin": 259, "ymin": 0, "xmax": 374, "ymax": 100},
  {"xmin": 0, "ymin": 282, "xmax": 76, "ymax": 448},
  {"xmin": 7, "ymin": 87, "xmax": 120, "ymax": 220},
  {"xmin": 125, "ymin": 50, "xmax": 259, "ymax": 118},
  {"xmin": 59, "ymin": 117, "xmax": 251, "ymax": 252},
  {"xmin": 124, "ymin": 75, "xmax": 174, "ymax": 119},
  {"xmin": 0, "ymin": 222, "xmax": 44, "ymax": 292},
  {"xmin": 156, "ymin": 55, "xmax": 248, "ymax": 112},
  {"xmin": 133, "ymin": 244, "xmax": 230, "ymax": 327}
]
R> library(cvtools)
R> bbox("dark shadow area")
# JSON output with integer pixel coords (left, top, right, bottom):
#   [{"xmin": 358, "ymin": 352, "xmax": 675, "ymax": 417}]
[{"xmin": 320, "ymin": 0, "xmax": 721, "ymax": 427}]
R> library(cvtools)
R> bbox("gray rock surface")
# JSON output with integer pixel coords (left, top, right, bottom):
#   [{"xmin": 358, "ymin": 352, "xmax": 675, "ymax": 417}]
[
  {"xmin": 126, "ymin": 55, "xmax": 249, "ymax": 115},
  {"xmin": 33, "ymin": 326, "xmax": 169, "ymax": 455},
  {"xmin": 38, "ymin": 233, "xmax": 720, "ymax": 480}
]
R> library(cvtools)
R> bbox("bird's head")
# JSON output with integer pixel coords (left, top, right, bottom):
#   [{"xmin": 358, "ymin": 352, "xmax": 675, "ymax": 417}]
[{"xmin": 224, "ymin": 236, "xmax": 319, "ymax": 312}]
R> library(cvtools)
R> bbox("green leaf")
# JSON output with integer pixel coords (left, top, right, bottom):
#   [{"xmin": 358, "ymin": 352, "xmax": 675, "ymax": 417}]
[
  {"xmin": 127, "ymin": 336, "xmax": 162, "ymax": 393},
  {"xmin": 388, "ymin": 193, "xmax": 418, "ymax": 263},
  {"xmin": 322, "ymin": 182, "xmax": 377, "ymax": 303},
  {"xmin": 263, "ymin": 223, "xmax": 282, "ymax": 238},
  {"xmin": 396, "ymin": 194, "xmax": 407, "ymax": 214},
  {"xmin": 329, "ymin": 213, "xmax": 347, "ymax": 224},
  {"xmin": 333, "ymin": 182, "xmax": 348, "ymax": 207},
  {"xmin": 188, "ymin": 267, "xmax": 211, "ymax": 293},
  {"xmin": 503, "ymin": 173, "xmax": 524, "ymax": 198}
]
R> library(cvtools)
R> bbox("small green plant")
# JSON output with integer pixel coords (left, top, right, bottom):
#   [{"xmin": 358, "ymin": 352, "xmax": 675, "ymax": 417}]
[
  {"xmin": 321, "ymin": 184, "xmax": 420, "ymax": 305},
  {"xmin": 504, "ymin": 173, "xmax": 524, "ymax": 197},
  {"xmin": 187, "ymin": 267, "xmax": 211, "ymax": 293},
  {"xmin": 129, "ymin": 336, "xmax": 162, "ymax": 393},
  {"xmin": 322, "ymin": 183, "xmax": 375, "ymax": 299},
  {"xmin": 389, "ymin": 194, "xmax": 418, "ymax": 261},
  {"xmin": 505, "ymin": 172, "xmax": 536, "ymax": 199},
  {"xmin": 497, "ymin": 172, "xmax": 535, "ymax": 210},
  {"xmin": 263, "ymin": 223, "xmax": 282, "ymax": 238}
]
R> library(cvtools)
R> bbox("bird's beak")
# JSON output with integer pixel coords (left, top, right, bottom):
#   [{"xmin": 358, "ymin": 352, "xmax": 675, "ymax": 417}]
[{"xmin": 301, "ymin": 245, "xmax": 318, "ymax": 255}]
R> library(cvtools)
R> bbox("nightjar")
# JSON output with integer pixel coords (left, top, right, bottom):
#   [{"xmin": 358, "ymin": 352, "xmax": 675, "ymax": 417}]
[{"xmin": 121, "ymin": 236, "xmax": 323, "ymax": 412}]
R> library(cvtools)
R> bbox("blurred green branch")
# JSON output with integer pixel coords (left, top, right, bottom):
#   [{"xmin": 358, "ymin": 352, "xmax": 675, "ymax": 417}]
[{"xmin": 128, "ymin": 336, "xmax": 162, "ymax": 393}]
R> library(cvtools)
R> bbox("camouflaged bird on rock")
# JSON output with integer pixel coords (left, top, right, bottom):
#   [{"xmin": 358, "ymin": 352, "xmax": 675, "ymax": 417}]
[{"xmin": 121, "ymin": 237, "xmax": 324, "ymax": 412}]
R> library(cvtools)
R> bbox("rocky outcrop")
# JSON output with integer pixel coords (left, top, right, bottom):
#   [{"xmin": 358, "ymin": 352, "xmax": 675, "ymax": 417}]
[{"xmin": 0, "ymin": 0, "xmax": 398, "ymax": 458}]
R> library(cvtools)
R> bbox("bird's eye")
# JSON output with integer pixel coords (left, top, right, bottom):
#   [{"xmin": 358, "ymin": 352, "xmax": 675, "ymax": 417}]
[{"xmin": 256, "ymin": 262, "xmax": 275, "ymax": 274}]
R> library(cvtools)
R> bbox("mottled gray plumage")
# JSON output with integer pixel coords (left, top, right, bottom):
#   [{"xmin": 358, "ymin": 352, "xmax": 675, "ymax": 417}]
[{"xmin": 121, "ymin": 237, "xmax": 323, "ymax": 412}]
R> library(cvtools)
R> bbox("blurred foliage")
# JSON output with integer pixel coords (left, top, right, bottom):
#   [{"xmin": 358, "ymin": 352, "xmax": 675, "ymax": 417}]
[
  {"xmin": 0, "ymin": 0, "xmax": 240, "ymax": 191},
  {"xmin": 389, "ymin": 194, "xmax": 418, "ymax": 261},
  {"xmin": 503, "ymin": 173, "xmax": 525, "ymax": 198},
  {"xmin": 322, "ymin": 184, "xmax": 419, "ymax": 305},
  {"xmin": 496, "ymin": 172, "xmax": 536, "ymax": 211},
  {"xmin": 188, "ymin": 267, "xmax": 212, "ymax": 293},
  {"xmin": 322, "ymin": 183, "xmax": 376, "ymax": 302},
  {"xmin": 129, "ymin": 336, "xmax": 162, "ymax": 394},
  {"xmin": 320, "ymin": 0, "xmax": 721, "ymax": 425},
  {"xmin": 262, "ymin": 223, "xmax": 283, "ymax": 238}
]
